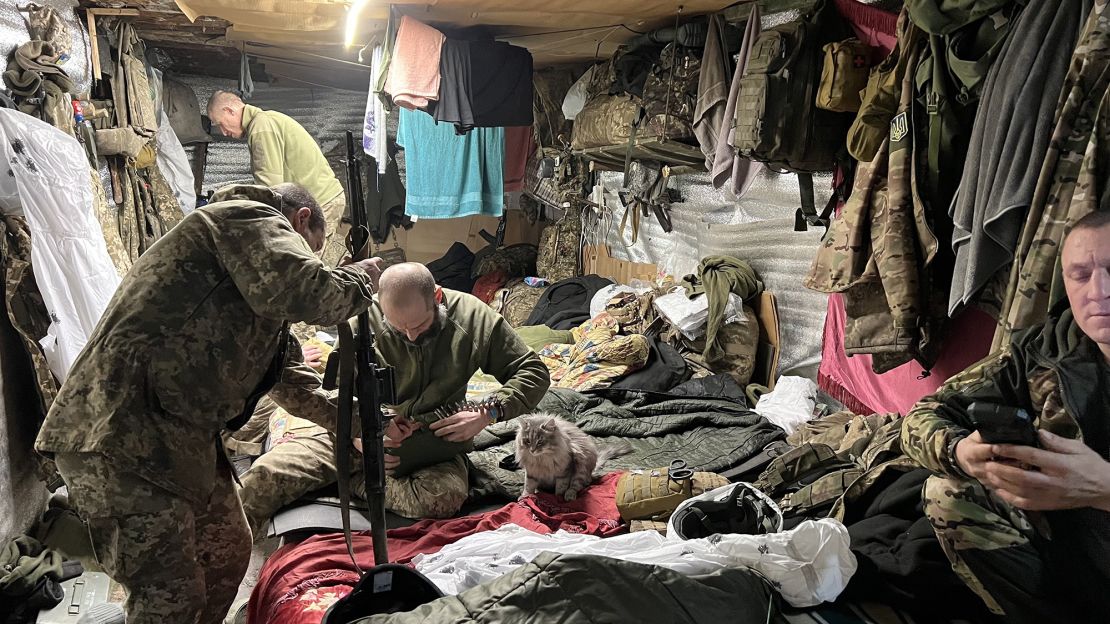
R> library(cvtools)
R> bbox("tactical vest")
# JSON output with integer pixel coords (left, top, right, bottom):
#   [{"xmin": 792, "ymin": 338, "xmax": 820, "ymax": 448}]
[{"xmin": 752, "ymin": 443, "xmax": 859, "ymax": 517}]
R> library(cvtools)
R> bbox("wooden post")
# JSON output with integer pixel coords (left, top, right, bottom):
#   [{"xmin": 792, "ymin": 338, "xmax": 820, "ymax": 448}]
[
  {"xmin": 86, "ymin": 10, "xmax": 99, "ymax": 81},
  {"xmin": 84, "ymin": 8, "xmax": 140, "ymax": 85}
]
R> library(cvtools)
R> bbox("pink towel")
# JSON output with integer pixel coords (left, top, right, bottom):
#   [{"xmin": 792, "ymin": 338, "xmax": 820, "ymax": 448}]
[{"xmin": 385, "ymin": 16, "xmax": 446, "ymax": 111}]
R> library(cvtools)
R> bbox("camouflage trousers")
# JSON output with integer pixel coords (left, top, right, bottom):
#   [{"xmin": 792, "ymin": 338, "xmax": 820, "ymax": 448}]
[
  {"xmin": 238, "ymin": 412, "xmax": 469, "ymax": 539},
  {"xmin": 923, "ymin": 475, "xmax": 1042, "ymax": 617},
  {"xmin": 54, "ymin": 452, "xmax": 251, "ymax": 624},
  {"xmin": 320, "ymin": 191, "xmax": 351, "ymax": 268}
]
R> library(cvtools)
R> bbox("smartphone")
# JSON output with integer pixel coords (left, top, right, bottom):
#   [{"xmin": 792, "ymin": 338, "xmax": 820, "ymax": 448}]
[{"xmin": 967, "ymin": 402, "xmax": 1038, "ymax": 446}]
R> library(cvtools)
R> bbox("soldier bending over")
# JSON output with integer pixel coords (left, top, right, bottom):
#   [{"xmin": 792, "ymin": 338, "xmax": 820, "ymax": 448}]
[{"xmin": 34, "ymin": 184, "xmax": 382, "ymax": 624}]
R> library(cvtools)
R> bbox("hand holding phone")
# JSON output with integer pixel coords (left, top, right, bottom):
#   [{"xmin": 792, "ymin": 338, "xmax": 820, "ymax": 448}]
[{"xmin": 968, "ymin": 402, "xmax": 1038, "ymax": 447}]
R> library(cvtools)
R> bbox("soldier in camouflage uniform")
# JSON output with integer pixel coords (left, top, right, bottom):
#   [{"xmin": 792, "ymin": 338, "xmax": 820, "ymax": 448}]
[
  {"xmin": 34, "ymin": 183, "xmax": 382, "ymax": 624},
  {"xmin": 903, "ymin": 211, "xmax": 1110, "ymax": 623},
  {"xmin": 238, "ymin": 263, "xmax": 550, "ymax": 533}
]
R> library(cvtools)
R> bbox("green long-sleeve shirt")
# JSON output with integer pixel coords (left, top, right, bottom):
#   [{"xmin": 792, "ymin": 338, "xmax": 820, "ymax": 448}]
[{"xmin": 242, "ymin": 105, "xmax": 344, "ymax": 206}]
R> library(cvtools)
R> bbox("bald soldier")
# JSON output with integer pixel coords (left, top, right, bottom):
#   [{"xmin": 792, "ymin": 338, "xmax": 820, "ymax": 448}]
[
  {"xmin": 238, "ymin": 263, "xmax": 551, "ymax": 531},
  {"xmin": 207, "ymin": 90, "xmax": 349, "ymax": 266},
  {"xmin": 35, "ymin": 183, "xmax": 382, "ymax": 624}
]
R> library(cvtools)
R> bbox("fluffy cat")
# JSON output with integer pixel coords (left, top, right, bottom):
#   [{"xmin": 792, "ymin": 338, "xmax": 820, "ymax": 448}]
[{"xmin": 515, "ymin": 413, "xmax": 632, "ymax": 501}]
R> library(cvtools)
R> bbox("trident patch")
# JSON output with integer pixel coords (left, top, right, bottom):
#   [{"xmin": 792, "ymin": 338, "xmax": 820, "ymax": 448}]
[{"xmin": 890, "ymin": 112, "xmax": 909, "ymax": 142}]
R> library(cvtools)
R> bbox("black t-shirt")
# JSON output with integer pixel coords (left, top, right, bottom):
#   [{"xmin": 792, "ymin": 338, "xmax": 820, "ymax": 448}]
[
  {"xmin": 1085, "ymin": 355, "xmax": 1110, "ymax": 460},
  {"xmin": 1043, "ymin": 352, "xmax": 1110, "ymax": 616}
]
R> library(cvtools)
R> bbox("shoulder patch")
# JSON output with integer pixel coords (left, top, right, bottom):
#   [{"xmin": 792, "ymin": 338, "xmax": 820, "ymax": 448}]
[{"xmin": 890, "ymin": 112, "xmax": 909, "ymax": 142}]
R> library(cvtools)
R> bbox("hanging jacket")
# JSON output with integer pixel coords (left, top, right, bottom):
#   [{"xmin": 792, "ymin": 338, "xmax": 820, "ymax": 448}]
[
  {"xmin": 996, "ymin": 1, "xmax": 1110, "ymax": 346},
  {"xmin": 807, "ymin": 19, "xmax": 946, "ymax": 374}
]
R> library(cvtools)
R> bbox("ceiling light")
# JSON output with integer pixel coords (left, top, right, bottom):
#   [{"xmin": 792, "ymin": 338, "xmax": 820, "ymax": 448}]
[{"xmin": 345, "ymin": 0, "xmax": 369, "ymax": 47}]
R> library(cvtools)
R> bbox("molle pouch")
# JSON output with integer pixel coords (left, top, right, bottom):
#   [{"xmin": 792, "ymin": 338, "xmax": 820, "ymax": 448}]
[
  {"xmin": 616, "ymin": 468, "xmax": 729, "ymax": 521},
  {"xmin": 817, "ymin": 38, "xmax": 871, "ymax": 113}
]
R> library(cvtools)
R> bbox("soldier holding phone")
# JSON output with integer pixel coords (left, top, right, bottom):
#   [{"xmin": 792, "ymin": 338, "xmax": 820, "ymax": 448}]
[{"xmin": 903, "ymin": 210, "xmax": 1110, "ymax": 624}]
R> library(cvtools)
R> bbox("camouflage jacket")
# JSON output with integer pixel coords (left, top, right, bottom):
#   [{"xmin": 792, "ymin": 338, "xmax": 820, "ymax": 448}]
[
  {"xmin": 903, "ymin": 306, "xmax": 1097, "ymax": 478},
  {"xmin": 369, "ymin": 288, "xmax": 551, "ymax": 424},
  {"xmin": 807, "ymin": 25, "xmax": 947, "ymax": 374},
  {"xmin": 35, "ymin": 185, "xmax": 375, "ymax": 503}
]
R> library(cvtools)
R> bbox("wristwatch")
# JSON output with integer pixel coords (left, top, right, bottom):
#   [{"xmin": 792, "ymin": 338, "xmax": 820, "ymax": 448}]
[{"xmin": 485, "ymin": 401, "xmax": 501, "ymax": 425}]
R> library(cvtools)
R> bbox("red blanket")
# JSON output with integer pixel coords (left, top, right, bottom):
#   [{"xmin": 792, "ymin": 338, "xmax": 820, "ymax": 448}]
[{"xmin": 248, "ymin": 472, "xmax": 624, "ymax": 624}]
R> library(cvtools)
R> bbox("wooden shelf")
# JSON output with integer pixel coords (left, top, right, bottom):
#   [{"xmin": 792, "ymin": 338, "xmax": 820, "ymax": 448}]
[{"xmin": 574, "ymin": 138, "xmax": 707, "ymax": 175}]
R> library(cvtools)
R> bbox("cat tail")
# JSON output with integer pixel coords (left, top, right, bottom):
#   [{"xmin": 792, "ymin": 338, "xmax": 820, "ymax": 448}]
[{"xmin": 596, "ymin": 440, "xmax": 634, "ymax": 469}]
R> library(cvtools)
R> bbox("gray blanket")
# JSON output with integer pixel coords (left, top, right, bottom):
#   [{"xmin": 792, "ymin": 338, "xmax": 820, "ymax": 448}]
[
  {"xmin": 467, "ymin": 379, "xmax": 786, "ymax": 499},
  {"xmin": 949, "ymin": 0, "xmax": 1092, "ymax": 315}
]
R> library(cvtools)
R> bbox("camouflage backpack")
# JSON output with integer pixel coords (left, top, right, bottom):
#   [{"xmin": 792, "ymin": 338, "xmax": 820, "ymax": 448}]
[
  {"xmin": 491, "ymin": 279, "xmax": 547, "ymax": 328},
  {"xmin": 471, "ymin": 243, "xmax": 538, "ymax": 279},
  {"xmin": 752, "ymin": 443, "xmax": 860, "ymax": 518},
  {"xmin": 733, "ymin": 0, "xmax": 853, "ymax": 172},
  {"xmin": 733, "ymin": 0, "xmax": 854, "ymax": 227},
  {"xmin": 669, "ymin": 311, "xmax": 760, "ymax": 387},
  {"xmin": 536, "ymin": 207, "xmax": 581, "ymax": 282},
  {"xmin": 640, "ymin": 42, "xmax": 702, "ymax": 142}
]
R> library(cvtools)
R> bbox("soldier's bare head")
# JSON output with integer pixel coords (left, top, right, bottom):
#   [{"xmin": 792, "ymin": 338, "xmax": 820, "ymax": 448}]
[
  {"xmin": 379, "ymin": 263, "xmax": 440, "ymax": 342},
  {"xmin": 206, "ymin": 90, "xmax": 246, "ymax": 139},
  {"xmin": 272, "ymin": 183, "xmax": 326, "ymax": 254},
  {"xmin": 1062, "ymin": 210, "xmax": 1110, "ymax": 360}
]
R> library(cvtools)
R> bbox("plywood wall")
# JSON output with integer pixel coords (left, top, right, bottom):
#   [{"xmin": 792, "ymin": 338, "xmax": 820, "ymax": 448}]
[{"xmin": 380, "ymin": 210, "xmax": 544, "ymax": 263}]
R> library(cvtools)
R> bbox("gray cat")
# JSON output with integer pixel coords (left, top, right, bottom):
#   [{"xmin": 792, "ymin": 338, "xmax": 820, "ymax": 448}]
[{"xmin": 515, "ymin": 413, "xmax": 633, "ymax": 501}]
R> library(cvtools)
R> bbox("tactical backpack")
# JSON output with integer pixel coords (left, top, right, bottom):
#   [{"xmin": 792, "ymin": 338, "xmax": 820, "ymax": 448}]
[
  {"xmin": 536, "ymin": 205, "xmax": 582, "ymax": 283},
  {"xmin": 732, "ymin": 0, "xmax": 854, "ymax": 228},
  {"xmin": 490, "ymin": 279, "xmax": 547, "ymax": 327},
  {"xmin": 640, "ymin": 42, "xmax": 702, "ymax": 143}
]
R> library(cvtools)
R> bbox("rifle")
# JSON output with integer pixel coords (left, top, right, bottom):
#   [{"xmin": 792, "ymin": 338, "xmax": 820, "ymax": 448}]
[{"xmin": 324, "ymin": 131, "xmax": 396, "ymax": 569}]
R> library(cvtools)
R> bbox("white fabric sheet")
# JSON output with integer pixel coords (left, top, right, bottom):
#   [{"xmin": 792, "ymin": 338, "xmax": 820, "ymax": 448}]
[
  {"xmin": 156, "ymin": 116, "xmax": 196, "ymax": 215},
  {"xmin": 413, "ymin": 519, "xmax": 855, "ymax": 607},
  {"xmin": 0, "ymin": 109, "xmax": 121, "ymax": 381}
]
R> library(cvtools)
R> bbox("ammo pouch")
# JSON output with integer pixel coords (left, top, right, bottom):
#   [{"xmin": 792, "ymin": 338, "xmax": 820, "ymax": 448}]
[
  {"xmin": 616, "ymin": 467, "xmax": 729, "ymax": 521},
  {"xmin": 94, "ymin": 126, "xmax": 151, "ymax": 158},
  {"xmin": 817, "ymin": 38, "xmax": 871, "ymax": 113}
]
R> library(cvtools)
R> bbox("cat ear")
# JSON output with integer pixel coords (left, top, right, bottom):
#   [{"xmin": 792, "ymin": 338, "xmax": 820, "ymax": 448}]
[{"xmin": 542, "ymin": 418, "xmax": 557, "ymax": 432}]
